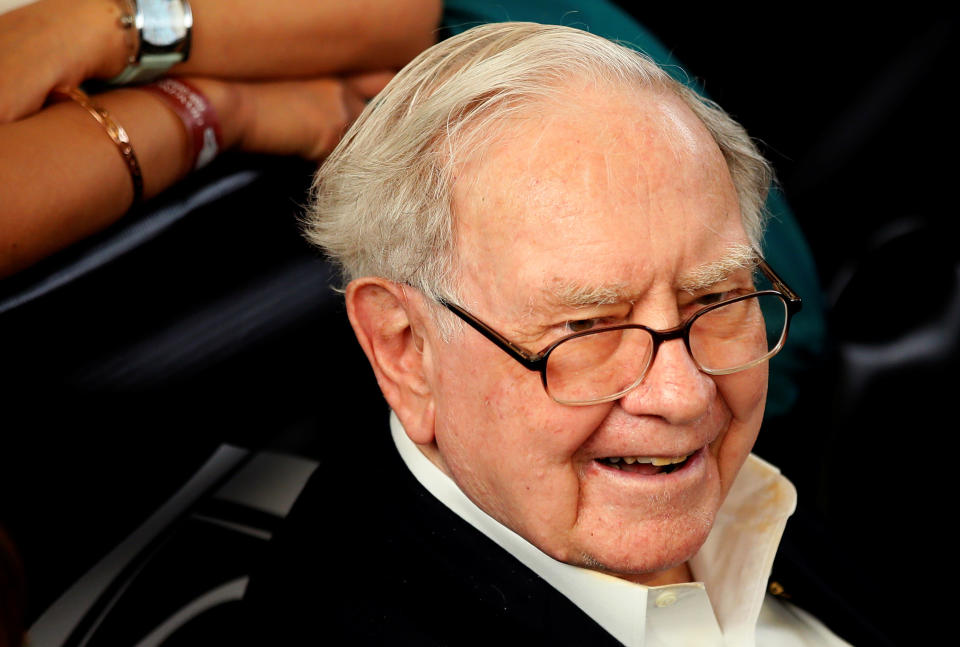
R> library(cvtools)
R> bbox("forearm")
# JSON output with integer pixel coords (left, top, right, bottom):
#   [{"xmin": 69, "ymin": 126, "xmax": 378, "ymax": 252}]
[
  {"xmin": 0, "ymin": 72, "xmax": 376, "ymax": 278},
  {"xmin": 0, "ymin": 88, "xmax": 193, "ymax": 278},
  {"xmin": 178, "ymin": 0, "xmax": 443, "ymax": 78},
  {"xmin": 0, "ymin": 0, "xmax": 438, "ymax": 124}
]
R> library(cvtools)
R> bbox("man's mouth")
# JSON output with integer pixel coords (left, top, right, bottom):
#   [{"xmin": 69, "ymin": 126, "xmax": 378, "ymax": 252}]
[{"xmin": 596, "ymin": 454, "xmax": 693, "ymax": 475}]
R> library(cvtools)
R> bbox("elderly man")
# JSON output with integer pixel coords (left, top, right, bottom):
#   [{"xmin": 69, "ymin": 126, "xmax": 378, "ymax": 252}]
[{"xmin": 246, "ymin": 22, "xmax": 848, "ymax": 646}]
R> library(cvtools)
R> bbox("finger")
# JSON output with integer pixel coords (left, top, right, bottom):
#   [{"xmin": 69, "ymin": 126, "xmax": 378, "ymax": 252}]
[{"xmin": 344, "ymin": 70, "xmax": 395, "ymax": 99}]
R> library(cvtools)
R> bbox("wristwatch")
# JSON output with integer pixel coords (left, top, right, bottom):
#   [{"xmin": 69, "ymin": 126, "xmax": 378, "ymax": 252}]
[{"xmin": 109, "ymin": 0, "xmax": 193, "ymax": 85}]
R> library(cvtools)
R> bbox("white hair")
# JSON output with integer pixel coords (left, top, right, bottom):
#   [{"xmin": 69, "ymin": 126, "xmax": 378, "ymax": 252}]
[{"xmin": 305, "ymin": 22, "xmax": 772, "ymax": 329}]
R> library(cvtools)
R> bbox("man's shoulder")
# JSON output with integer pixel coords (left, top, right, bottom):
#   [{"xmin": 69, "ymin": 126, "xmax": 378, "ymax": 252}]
[{"xmin": 241, "ymin": 430, "xmax": 620, "ymax": 645}]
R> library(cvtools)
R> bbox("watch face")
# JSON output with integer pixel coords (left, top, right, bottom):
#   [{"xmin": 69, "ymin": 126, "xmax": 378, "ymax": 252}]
[{"xmin": 141, "ymin": 0, "xmax": 190, "ymax": 47}]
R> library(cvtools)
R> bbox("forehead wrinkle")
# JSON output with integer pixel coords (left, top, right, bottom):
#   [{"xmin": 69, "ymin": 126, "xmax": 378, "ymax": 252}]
[{"xmin": 677, "ymin": 244, "xmax": 759, "ymax": 293}]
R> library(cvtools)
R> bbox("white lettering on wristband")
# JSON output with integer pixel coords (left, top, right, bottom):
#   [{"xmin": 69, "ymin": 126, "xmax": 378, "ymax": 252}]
[{"xmin": 143, "ymin": 79, "xmax": 223, "ymax": 171}]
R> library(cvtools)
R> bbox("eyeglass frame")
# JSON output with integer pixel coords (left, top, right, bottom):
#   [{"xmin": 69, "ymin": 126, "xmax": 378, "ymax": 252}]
[{"xmin": 439, "ymin": 259, "xmax": 803, "ymax": 406}]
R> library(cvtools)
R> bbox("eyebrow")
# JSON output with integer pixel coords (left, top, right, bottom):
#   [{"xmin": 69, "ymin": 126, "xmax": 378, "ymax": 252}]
[
  {"xmin": 677, "ymin": 243, "xmax": 759, "ymax": 293},
  {"xmin": 542, "ymin": 280, "xmax": 634, "ymax": 309},
  {"xmin": 538, "ymin": 243, "xmax": 759, "ymax": 310}
]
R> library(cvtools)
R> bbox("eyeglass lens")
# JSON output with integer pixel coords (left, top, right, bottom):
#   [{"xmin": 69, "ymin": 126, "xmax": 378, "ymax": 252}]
[{"xmin": 544, "ymin": 293, "xmax": 788, "ymax": 404}]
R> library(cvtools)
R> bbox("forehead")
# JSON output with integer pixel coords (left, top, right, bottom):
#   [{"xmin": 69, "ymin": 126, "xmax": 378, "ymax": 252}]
[{"xmin": 451, "ymin": 84, "xmax": 747, "ymax": 313}]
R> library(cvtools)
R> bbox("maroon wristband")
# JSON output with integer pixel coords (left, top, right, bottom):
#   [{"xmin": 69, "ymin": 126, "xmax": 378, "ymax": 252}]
[{"xmin": 142, "ymin": 79, "xmax": 223, "ymax": 171}]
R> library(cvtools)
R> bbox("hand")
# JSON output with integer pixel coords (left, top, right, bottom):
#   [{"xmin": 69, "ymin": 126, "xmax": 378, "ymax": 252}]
[
  {"xmin": 0, "ymin": 0, "xmax": 128, "ymax": 122},
  {"xmin": 191, "ymin": 71, "xmax": 393, "ymax": 161}
]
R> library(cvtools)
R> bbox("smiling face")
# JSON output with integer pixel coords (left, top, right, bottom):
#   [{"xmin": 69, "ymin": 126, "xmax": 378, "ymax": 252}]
[{"xmin": 417, "ymin": 84, "xmax": 768, "ymax": 584}]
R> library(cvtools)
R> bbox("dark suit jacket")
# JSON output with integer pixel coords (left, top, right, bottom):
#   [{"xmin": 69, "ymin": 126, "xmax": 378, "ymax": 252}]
[
  {"xmin": 238, "ymin": 422, "xmax": 880, "ymax": 647},
  {"xmin": 241, "ymin": 427, "xmax": 622, "ymax": 646}
]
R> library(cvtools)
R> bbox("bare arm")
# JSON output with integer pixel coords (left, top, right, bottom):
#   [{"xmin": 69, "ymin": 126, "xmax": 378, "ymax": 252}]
[
  {"xmin": 178, "ymin": 0, "xmax": 442, "ymax": 79},
  {"xmin": 0, "ymin": 0, "xmax": 441, "ymax": 122},
  {"xmin": 0, "ymin": 73, "xmax": 389, "ymax": 278}
]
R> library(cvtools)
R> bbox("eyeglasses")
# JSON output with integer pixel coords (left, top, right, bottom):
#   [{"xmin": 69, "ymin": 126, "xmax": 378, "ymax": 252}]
[{"xmin": 441, "ymin": 259, "xmax": 802, "ymax": 406}]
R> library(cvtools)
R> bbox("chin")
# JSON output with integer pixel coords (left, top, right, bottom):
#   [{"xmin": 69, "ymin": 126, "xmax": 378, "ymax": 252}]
[{"xmin": 568, "ymin": 509, "xmax": 717, "ymax": 583}]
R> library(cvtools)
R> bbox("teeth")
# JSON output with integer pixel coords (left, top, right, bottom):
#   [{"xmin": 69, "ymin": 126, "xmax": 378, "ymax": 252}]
[
  {"xmin": 651, "ymin": 456, "xmax": 688, "ymax": 466},
  {"xmin": 603, "ymin": 455, "xmax": 690, "ymax": 465}
]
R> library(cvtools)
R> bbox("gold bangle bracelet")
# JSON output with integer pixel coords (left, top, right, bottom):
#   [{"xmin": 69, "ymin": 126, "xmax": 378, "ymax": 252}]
[{"xmin": 53, "ymin": 87, "xmax": 144, "ymax": 204}]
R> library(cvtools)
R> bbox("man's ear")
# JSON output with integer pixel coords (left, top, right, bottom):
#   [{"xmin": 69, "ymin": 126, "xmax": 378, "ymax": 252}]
[{"xmin": 345, "ymin": 278, "xmax": 436, "ymax": 445}]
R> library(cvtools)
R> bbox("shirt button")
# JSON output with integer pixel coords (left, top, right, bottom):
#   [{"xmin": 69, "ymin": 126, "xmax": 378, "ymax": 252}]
[{"xmin": 655, "ymin": 591, "xmax": 678, "ymax": 607}]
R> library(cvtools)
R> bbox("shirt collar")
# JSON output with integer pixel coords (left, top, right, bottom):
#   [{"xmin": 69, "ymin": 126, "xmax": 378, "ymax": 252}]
[{"xmin": 390, "ymin": 412, "xmax": 796, "ymax": 647}]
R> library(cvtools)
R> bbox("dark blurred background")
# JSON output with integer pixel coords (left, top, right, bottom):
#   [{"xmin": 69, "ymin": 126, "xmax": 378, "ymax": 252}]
[
  {"xmin": 637, "ymin": 9, "xmax": 958, "ymax": 644},
  {"xmin": 2, "ymin": 6, "xmax": 957, "ymax": 645}
]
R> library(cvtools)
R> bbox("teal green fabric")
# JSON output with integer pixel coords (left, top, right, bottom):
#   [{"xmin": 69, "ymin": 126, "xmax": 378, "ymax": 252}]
[{"xmin": 441, "ymin": 0, "xmax": 826, "ymax": 417}]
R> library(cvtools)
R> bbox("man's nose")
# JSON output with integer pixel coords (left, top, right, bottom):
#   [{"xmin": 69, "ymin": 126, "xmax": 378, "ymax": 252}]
[{"xmin": 618, "ymin": 337, "xmax": 715, "ymax": 424}]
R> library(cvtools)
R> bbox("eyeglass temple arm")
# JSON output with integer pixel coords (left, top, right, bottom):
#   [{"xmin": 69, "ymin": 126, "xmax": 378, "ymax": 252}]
[
  {"xmin": 758, "ymin": 259, "xmax": 803, "ymax": 311},
  {"xmin": 440, "ymin": 301, "xmax": 545, "ymax": 369}
]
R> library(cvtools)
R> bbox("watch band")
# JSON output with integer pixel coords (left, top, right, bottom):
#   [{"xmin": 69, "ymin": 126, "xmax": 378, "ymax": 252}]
[{"xmin": 110, "ymin": 53, "xmax": 187, "ymax": 85}]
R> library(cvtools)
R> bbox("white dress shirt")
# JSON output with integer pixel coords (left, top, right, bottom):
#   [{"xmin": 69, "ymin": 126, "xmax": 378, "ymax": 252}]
[{"xmin": 391, "ymin": 412, "xmax": 851, "ymax": 646}]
